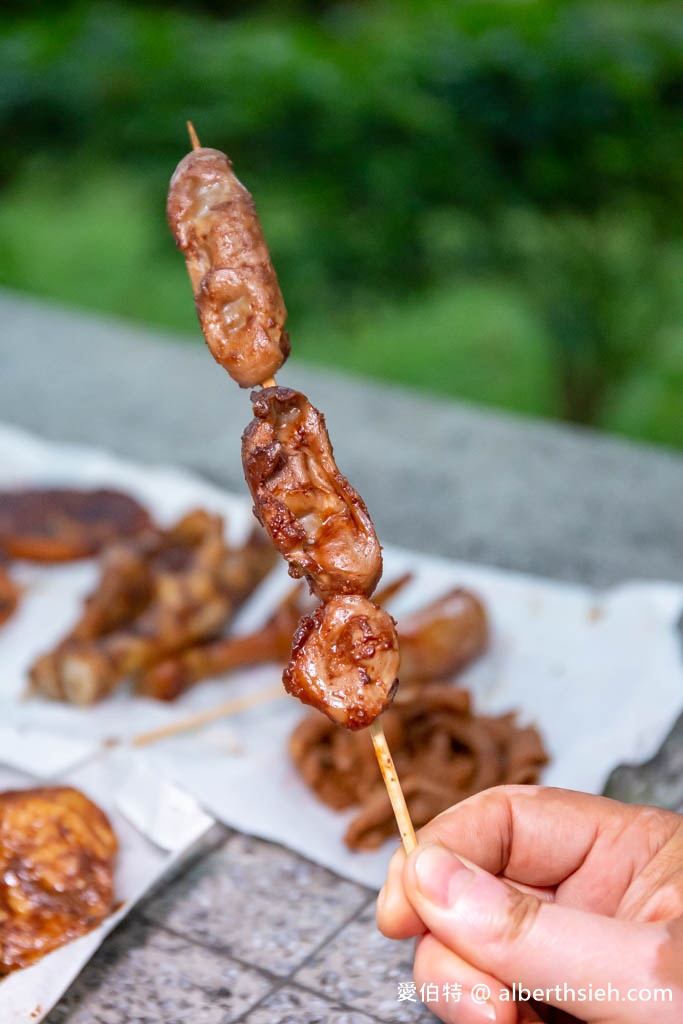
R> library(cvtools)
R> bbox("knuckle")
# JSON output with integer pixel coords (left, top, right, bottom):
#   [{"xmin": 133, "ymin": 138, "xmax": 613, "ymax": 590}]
[{"xmin": 488, "ymin": 884, "xmax": 541, "ymax": 946}]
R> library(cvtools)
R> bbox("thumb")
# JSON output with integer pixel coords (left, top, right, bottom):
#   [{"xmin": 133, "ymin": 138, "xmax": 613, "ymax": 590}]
[{"xmin": 404, "ymin": 844, "xmax": 672, "ymax": 1022}]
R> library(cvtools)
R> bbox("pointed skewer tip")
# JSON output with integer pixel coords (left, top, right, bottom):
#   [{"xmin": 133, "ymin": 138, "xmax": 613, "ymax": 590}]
[{"xmin": 187, "ymin": 121, "xmax": 201, "ymax": 151}]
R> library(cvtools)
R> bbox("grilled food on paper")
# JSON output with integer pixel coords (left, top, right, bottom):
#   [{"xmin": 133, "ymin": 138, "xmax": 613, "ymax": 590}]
[
  {"xmin": 0, "ymin": 488, "xmax": 152, "ymax": 562},
  {"xmin": 0, "ymin": 786, "xmax": 117, "ymax": 974}
]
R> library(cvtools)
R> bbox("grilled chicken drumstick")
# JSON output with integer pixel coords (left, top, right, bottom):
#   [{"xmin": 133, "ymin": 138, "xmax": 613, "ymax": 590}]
[
  {"xmin": 137, "ymin": 583, "xmax": 303, "ymax": 700},
  {"xmin": 30, "ymin": 514, "xmax": 276, "ymax": 704},
  {"xmin": 136, "ymin": 575, "xmax": 486, "ymax": 704},
  {"xmin": 398, "ymin": 587, "xmax": 488, "ymax": 682}
]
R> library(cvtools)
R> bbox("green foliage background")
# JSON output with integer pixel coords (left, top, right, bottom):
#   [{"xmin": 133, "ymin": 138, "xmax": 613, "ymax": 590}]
[{"xmin": 1, "ymin": 0, "xmax": 682, "ymax": 448}]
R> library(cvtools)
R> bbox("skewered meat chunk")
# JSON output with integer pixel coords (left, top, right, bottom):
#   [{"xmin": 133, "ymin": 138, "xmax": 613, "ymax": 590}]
[
  {"xmin": 242, "ymin": 386, "xmax": 382, "ymax": 601},
  {"xmin": 0, "ymin": 564, "xmax": 19, "ymax": 626},
  {"xmin": 0, "ymin": 487, "xmax": 153, "ymax": 562},
  {"xmin": 167, "ymin": 147, "xmax": 290, "ymax": 388},
  {"xmin": 283, "ymin": 594, "xmax": 399, "ymax": 730},
  {"xmin": 0, "ymin": 786, "xmax": 117, "ymax": 974},
  {"xmin": 398, "ymin": 587, "xmax": 488, "ymax": 681}
]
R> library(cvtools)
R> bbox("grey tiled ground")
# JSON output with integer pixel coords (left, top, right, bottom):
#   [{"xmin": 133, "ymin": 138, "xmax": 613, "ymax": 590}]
[
  {"xmin": 242, "ymin": 985, "xmax": 380, "ymax": 1023},
  {"xmin": 43, "ymin": 831, "xmax": 440, "ymax": 1024},
  {"xmin": 45, "ymin": 920, "xmax": 272, "ymax": 1023},
  {"xmin": 294, "ymin": 903, "xmax": 438, "ymax": 1023},
  {"xmin": 46, "ymin": 833, "xmax": 437, "ymax": 1024},
  {"xmin": 143, "ymin": 833, "xmax": 370, "ymax": 976}
]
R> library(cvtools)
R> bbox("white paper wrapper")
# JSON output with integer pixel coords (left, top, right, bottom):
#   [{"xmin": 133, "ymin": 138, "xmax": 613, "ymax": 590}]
[
  {"xmin": 0, "ymin": 750, "xmax": 213, "ymax": 1022},
  {"xmin": 1, "ymin": 423, "xmax": 682, "ymax": 893}
]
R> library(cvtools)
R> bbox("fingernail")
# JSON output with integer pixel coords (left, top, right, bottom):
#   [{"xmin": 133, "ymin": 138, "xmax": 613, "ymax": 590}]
[{"xmin": 414, "ymin": 844, "xmax": 474, "ymax": 908}]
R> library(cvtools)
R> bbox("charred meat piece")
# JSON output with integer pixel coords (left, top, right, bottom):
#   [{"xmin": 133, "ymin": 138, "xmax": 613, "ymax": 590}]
[
  {"xmin": 29, "ymin": 512, "xmax": 275, "ymax": 705},
  {"xmin": 0, "ymin": 487, "xmax": 153, "ymax": 562},
  {"xmin": 242, "ymin": 387, "xmax": 382, "ymax": 601},
  {"xmin": 66, "ymin": 532, "xmax": 161, "ymax": 643},
  {"xmin": 137, "ymin": 572, "xmax": 411, "ymax": 701},
  {"xmin": 167, "ymin": 147, "xmax": 289, "ymax": 388},
  {"xmin": 290, "ymin": 684, "xmax": 548, "ymax": 850},
  {"xmin": 217, "ymin": 521, "xmax": 278, "ymax": 598},
  {"xmin": 0, "ymin": 564, "xmax": 19, "ymax": 627},
  {"xmin": 138, "ymin": 583, "xmax": 303, "ymax": 701},
  {"xmin": 398, "ymin": 587, "xmax": 488, "ymax": 682},
  {"xmin": 283, "ymin": 594, "xmax": 399, "ymax": 730},
  {"xmin": 0, "ymin": 786, "xmax": 117, "ymax": 974}
]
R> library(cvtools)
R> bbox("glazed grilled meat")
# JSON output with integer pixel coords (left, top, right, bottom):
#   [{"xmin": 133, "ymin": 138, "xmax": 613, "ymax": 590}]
[
  {"xmin": 136, "ymin": 574, "xmax": 411, "ymax": 701},
  {"xmin": 397, "ymin": 587, "xmax": 489, "ymax": 682},
  {"xmin": 0, "ymin": 565, "xmax": 19, "ymax": 626},
  {"xmin": 242, "ymin": 387, "xmax": 382, "ymax": 602},
  {"xmin": 137, "ymin": 583, "xmax": 303, "ymax": 700},
  {"xmin": 0, "ymin": 786, "xmax": 117, "ymax": 974},
  {"xmin": 167, "ymin": 147, "xmax": 290, "ymax": 388},
  {"xmin": 283, "ymin": 594, "xmax": 399, "ymax": 730},
  {"xmin": 0, "ymin": 487, "xmax": 152, "ymax": 562},
  {"xmin": 29, "ymin": 512, "xmax": 276, "ymax": 705}
]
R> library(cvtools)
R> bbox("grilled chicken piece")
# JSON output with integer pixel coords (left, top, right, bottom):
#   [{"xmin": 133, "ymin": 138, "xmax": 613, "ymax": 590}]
[
  {"xmin": 398, "ymin": 587, "xmax": 488, "ymax": 682},
  {"xmin": 0, "ymin": 786, "xmax": 117, "ymax": 974},
  {"xmin": 283, "ymin": 594, "xmax": 399, "ymax": 730},
  {"xmin": 138, "ymin": 583, "xmax": 303, "ymax": 701},
  {"xmin": 167, "ymin": 147, "xmax": 289, "ymax": 388},
  {"xmin": 29, "ymin": 513, "xmax": 276, "ymax": 705},
  {"xmin": 243, "ymin": 387, "xmax": 382, "ymax": 602},
  {"xmin": 137, "ymin": 573, "xmax": 412, "ymax": 701},
  {"xmin": 0, "ymin": 564, "xmax": 19, "ymax": 626}
]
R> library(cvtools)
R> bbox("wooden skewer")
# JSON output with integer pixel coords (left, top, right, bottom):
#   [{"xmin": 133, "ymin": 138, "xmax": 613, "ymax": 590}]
[
  {"xmin": 370, "ymin": 719, "xmax": 417, "ymax": 853},
  {"xmin": 187, "ymin": 120, "xmax": 201, "ymax": 152},
  {"xmin": 129, "ymin": 683, "xmax": 284, "ymax": 748},
  {"xmin": 180, "ymin": 122, "xmax": 418, "ymax": 853}
]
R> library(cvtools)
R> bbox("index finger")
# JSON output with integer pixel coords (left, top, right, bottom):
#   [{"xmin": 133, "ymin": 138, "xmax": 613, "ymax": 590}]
[
  {"xmin": 377, "ymin": 784, "xmax": 678, "ymax": 941},
  {"xmin": 421, "ymin": 784, "xmax": 668, "ymax": 889}
]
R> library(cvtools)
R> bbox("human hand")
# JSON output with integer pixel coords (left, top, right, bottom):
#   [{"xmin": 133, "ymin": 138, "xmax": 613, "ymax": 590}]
[{"xmin": 377, "ymin": 785, "xmax": 683, "ymax": 1023}]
